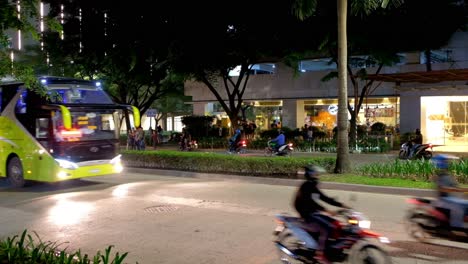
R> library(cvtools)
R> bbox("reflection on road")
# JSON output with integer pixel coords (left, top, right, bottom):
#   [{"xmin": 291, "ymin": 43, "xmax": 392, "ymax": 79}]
[{"xmin": 48, "ymin": 193, "xmax": 93, "ymax": 226}]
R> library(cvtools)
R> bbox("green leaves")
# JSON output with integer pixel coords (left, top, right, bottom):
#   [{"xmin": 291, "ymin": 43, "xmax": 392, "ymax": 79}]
[{"xmin": 0, "ymin": 230, "xmax": 133, "ymax": 264}]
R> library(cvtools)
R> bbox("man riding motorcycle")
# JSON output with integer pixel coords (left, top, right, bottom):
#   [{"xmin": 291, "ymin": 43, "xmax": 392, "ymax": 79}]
[
  {"xmin": 228, "ymin": 129, "xmax": 242, "ymax": 152},
  {"xmin": 293, "ymin": 165, "xmax": 351, "ymax": 264},
  {"xmin": 432, "ymin": 154, "xmax": 468, "ymax": 229},
  {"xmin": 269, "ymin": 130, "xmax": 286, "ymax": 153}
]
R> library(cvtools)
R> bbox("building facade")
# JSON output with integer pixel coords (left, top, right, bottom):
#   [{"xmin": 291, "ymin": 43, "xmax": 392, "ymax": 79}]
[{"xmin": 185, "ymin": 31, "xmax": 468, "ymax": 152}]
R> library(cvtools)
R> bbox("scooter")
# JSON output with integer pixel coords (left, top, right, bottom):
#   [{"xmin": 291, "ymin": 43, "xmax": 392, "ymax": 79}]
[
  {"xmin": 273, "ymin": 209, "xmax": 392, "ymax": 264},
  {"xmin": 399, "ymin": 142, "xmax": 433, "ymax": 160},
  {"xmin": 265, "ymin": 141, "xmax": 293, "ymax": 157},
  {"xmin": 179, "ymin": 138, "xmax": 198, "ymax": 151},
  {"xmin": 228, "ymin": 139, "xmax": 247, "ymax": 154},
  {"xmin": 405, "ymin": 197, "xmax": 468, "ymax": 243}
]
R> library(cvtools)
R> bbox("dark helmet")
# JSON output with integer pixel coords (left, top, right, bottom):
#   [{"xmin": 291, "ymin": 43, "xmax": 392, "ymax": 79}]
[
  {"xmin": 235, "ymin": 129, "xmax": 241, "ymax": 134},
  {"xmin": 432, "ymin": 154, "xmax": 458, "ymax": 170},
  {"xmin": 304, "ymin": 164, "xmax": 326, "ymax": 180},
  {"xmin": 279, "ymin": 130, "xmax": 284, "ymax": 134}
]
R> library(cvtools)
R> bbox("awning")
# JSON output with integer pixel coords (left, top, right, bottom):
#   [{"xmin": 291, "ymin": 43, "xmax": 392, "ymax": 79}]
[{"xmin": 365, "ymin": 68, "xmax": 468, "ymax": 83}]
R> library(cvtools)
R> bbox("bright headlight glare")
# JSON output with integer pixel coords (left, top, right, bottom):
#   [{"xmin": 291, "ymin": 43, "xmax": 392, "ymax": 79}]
[
  {"xmin": 114, "ymin": 162, "xmax": 124, "ymax": 173},
  {"xmin": 358, "ymin": 220, "xmax": 371, "ymax": 229},
  {"xmin": 55, "ymin": 159, "xmax": 79, "ymax": 170},
  {"xmin": 110, "ymin": 154, "xmax": 122, "ymax": 164},
  {"xmin": 57, "ymin": 171, "xmax": 68, "ymax": 179},
  {"xmin": 379, "ymin": 236, "xmax": 390, "ymax": 244}
]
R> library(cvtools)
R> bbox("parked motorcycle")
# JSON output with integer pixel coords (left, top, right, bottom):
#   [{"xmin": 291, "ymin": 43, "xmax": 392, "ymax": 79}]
[
  {"xmin": 228, "ymin": 139, "xmax": 247, "ymax": 154},
  {"xmin": 399, "ymin": 142, "xmax": 433, "ymax": 160},
  {"xmin": 265, "ymin": 141, "xmax": 293, "ymax": 157},
  {"xmin": 405, "ymin": 197, "xmax": 468, "ymax": 243},
  {"xmin": 273, "ymin": 209, "xmax": 392, "ymax": 264}
]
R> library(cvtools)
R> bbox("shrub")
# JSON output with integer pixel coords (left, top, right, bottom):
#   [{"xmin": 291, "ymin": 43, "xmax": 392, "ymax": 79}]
[
  {"xmin": 0, "ymin": 229, "xmax": 132, "ymax": 264},
  {"xmin": 122, "ymin": 150, "xmax": 336, "ymax": 178},
  {"xmin": 370, "ymin": 122, "xmax": 386, "ymax": 134}
]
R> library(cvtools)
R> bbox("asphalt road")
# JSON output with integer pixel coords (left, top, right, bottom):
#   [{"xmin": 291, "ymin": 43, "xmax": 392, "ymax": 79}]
[{"xmin": 0, "ymin": 170, "xmax": 467, "ymax": 264}]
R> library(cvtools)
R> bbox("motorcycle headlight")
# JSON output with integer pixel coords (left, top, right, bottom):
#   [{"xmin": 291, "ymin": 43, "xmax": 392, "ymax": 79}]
[{"xmin": 358, "ymin": 220, "xmax": 371, "ymax": 229}]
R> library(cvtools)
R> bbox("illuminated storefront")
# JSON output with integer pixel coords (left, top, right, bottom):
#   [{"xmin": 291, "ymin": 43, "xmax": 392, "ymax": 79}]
[
  {"xmin": 422, "ymin": 96, "xmax": 468, "ymax": 149},
  {"xmin": 304, "ymin": 97, "xmax": 399, "ymax": 130}
]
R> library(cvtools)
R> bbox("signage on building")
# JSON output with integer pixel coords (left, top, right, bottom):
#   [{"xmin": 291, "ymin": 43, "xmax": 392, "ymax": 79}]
[
  {"xmin": 328, "ymin": 105, "xmax": 338, "ymax": 115},
  {"xmin": 146, "ymin": 109, "xmax": 157, "ymax": 117}
]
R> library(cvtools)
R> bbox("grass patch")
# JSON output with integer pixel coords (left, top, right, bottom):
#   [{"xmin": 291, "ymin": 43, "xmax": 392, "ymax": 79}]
[{"xmin": 320, "ymin": 174, "xmax": 435, "ymax": 189}]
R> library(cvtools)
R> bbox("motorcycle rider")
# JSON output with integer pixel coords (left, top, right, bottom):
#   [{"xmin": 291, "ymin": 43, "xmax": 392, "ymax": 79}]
[
  {"xmin": 270, "ymin": 129, "xmax": 286, "ymax": 153},
  {"xmin": 293, "ymin": 165, "xmax": 351, "ymax": 264},
  {"xmin": 432, "ymin": 154, "xmax": 468, "ymax": 230},
  {"xmin": 228, "ymin": 128, "xmax": 242, "ymax": 153}
]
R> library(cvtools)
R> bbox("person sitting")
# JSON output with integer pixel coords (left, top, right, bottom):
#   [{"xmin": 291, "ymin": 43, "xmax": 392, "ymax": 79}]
[
  {"xmin": 432, "ymin": 154, "xmax": 468, "ymax": 230},
  {"xmin": 269, "ymin": 130, "xmax": 285, "ymax": 153},
  {"xmin": 293, "ymin": 165, "xmax": 351, "ymax": 264}
]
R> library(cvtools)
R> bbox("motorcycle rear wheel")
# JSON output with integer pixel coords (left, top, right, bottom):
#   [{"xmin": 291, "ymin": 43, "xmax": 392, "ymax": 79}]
[
  {"xmin": 405, "ymin": 215, "xmax": 433, "ymax": 243},
  {"xmin": 275, "ymin": 230, "xmax": 310, "ymax": 264},
  {"xmin": 422, "ymin": 151, "xmax": 432, "ymax": 160},
  {"xmin": 348, "ymin": 245, "xmax": 392, "ymax": 264},
  {"xmin": 398, "ymin": 150, "xmax": 407, "ymax": 159}
]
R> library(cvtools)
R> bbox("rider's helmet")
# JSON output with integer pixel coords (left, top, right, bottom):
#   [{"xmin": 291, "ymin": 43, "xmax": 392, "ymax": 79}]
[
  {"xmin": 235, "ymin": 129, "xmax": 241, "ymax": 134},
  {"xmin": 304, "ymin": 164, "xmax": 326, "ymax": 180},
  {"xmin": 432, "ymin": 154, "xmax": 458, "ymax": 170}
]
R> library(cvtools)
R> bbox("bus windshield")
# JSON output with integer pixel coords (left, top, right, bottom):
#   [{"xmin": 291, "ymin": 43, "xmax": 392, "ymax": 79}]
[
  {"xmin": 46, "ymin": 83, "xmax": 114, "ymax": 104},
  {"xmin": 53, "ymin": 109, "xmax": 120, "ymax": 141}
]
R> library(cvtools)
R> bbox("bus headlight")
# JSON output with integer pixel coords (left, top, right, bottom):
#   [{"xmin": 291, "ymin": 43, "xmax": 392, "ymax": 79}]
[
  {"xmin": 55, "ymin": 159, "xmax": 79, "ymax": 170},
  {"xmin": 57, "ymin": 171, "xmax": 69, "ymax": 179},
  {"xmin": 110, "ymin": 155, "xmax": 123, "ymax": 173}
]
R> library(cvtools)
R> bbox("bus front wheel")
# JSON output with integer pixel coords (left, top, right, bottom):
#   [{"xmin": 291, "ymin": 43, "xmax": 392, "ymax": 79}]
[{"xmin": 7, "ymin": 157, "xmax": 25, "ymax": 188}]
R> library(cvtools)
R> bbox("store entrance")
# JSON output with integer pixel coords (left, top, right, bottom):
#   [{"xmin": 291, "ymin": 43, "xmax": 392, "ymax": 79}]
[{"xmin": 422, "ymin": 96, "xmax": 468, "ymax": 152}]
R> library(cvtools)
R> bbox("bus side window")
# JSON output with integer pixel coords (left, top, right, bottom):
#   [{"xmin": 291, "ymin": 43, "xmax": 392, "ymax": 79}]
[{"xmin": 36, "ymin": 118, "xmax": 50, "ymax": 138}]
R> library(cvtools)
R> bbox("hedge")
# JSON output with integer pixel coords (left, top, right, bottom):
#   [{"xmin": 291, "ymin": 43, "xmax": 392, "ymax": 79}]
[{"xmin": 121, "ymin": 150, "xmax": 336, "ymax": 178}]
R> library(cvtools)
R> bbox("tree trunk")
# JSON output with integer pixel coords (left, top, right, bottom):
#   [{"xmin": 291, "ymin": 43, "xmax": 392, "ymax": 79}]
[
  {"xmin": 349, "ymin": 111, "xmax": 357, "ymax": 150},
  {"xmin": 334, "ymin": 0, "xmax": 351, "ymax": 173}
]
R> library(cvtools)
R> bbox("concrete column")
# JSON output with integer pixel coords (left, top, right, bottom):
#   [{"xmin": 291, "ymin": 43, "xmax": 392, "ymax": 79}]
[
  {"xmin": 399, "ymin": 93, "xmax": 421, "ymax": 133},
  {"xmin": 281, "ymin": 99, "xmax": 304, "ymax": 129},
  {"xmin": 192, "ymin": 102, "xmax": 207, "ymax": 116}
]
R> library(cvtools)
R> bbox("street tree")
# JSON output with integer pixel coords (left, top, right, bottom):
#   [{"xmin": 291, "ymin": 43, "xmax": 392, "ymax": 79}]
[
  {"xmin": 293, "ymin": 0, "xmax": 403, "ymax": 173},
  {"xmin": 151, "ymin": 74, "xmax": 192, "ymax": 128},
  {"xmin": 34, "ymin": 0, "xmax": 175, "ymax": 129},
  {"xmin": 0, "ymin": 0, "xmax": 58, "ymax": 92},
  {"xmin": 163, "ymin": 1, "xmax": 322, "ymax": 132},
  {"xmin": 317, "ymin": 0, "xmax": 467, "ymax": 149}
]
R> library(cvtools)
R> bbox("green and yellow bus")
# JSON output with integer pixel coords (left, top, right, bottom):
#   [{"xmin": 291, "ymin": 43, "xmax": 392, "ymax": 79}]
[{"xmin": 0, "ymin": 76, "xmax": 140, "ymax": 187}]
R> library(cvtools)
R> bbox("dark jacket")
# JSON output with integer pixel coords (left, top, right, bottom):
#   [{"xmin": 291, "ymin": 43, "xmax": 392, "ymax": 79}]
[{"xmin": 294, "ymin": 177, "xmax": 344, "ymax": 219}]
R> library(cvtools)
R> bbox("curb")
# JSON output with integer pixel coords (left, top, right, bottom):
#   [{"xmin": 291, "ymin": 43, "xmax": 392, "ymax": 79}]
[{"xmin": 126, "ymin": 167, "xmax": 435, "ymax": 197}]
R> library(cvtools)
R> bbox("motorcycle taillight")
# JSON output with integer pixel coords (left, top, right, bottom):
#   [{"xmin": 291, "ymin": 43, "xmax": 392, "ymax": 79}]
[{"xmin": 330, "ymin": 220, "xmax": 342, "ymax": 239}]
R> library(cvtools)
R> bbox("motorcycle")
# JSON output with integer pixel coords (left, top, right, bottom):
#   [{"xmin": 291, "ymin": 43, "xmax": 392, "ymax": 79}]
[
  {"xmin": 405, "ymin": 197, "xmax": 468, "ymax": 243},
  {"xmin": 273, "ymin": 209, "xmax": 392, "ymax": 264},
  {"xmin": 265, "ymin": 141, "xmax": 293, "ymax": 157},
  {"xmin": 228, "ymin": 139, "xmax": 247, "ymax": 154},
  {"xmin": 179, "ymin": 139, "xmax": 198, "ymax": 151},
  {"xmin": 399, "ymin": 142, "xmax": 433, "ymax": 160}
]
